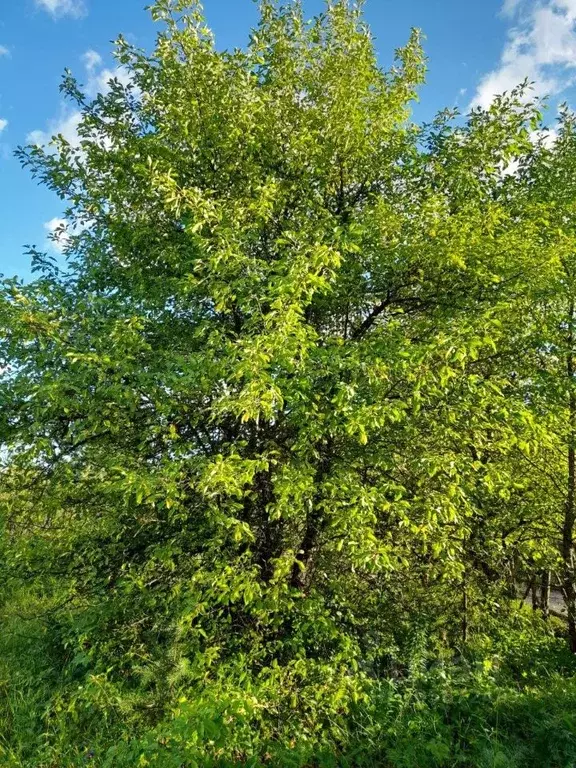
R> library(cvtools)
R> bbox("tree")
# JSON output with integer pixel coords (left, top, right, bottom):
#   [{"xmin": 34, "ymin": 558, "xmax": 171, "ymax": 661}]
[
  {"xmin": 0, "ymin": 0, "xmax": 565, "ymax": 762},
  {"xmin": 511, "ymin": 111, "xmax": 576, "ymax": 648}
]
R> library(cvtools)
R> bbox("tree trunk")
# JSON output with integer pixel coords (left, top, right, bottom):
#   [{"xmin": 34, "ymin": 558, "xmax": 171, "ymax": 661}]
[
  {"xmin": 531, "ymin": 578, "xmax": 540, "ymax": 611},
  {"xmin": 541, "ymin": 570, "xmax": 551, "ymax": 621},
  {"xmin": 250, "ymin": 467, "xmax": 282, "ymax": 583},
  {"xmin": 290, "ymin": 446, "xmax": 332, "ymax": 590},
  {"xmin": 462, "ymin": 577, "xmax": 468, "ymax": 645}
]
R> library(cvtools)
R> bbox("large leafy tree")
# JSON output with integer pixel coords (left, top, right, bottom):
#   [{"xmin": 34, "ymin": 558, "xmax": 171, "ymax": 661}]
[
  {"xmin": 0, "ymin": 0, "xmax": 563, "ymax": 762},
  {"xmin": 511, "ymin": 112, "xmax": 576, "ymax": 649}
]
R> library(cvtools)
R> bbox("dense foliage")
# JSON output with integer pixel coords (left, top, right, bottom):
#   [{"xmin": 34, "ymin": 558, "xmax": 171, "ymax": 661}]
[{"xmin": 3, "ymin": 1, "xmax": 576, "ymax": 765}]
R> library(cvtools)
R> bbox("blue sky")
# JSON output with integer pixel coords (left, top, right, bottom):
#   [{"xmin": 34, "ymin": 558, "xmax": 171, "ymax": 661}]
[{"xmin": 1, "ymin": 0, "xmax": 576, "ymax": 279}]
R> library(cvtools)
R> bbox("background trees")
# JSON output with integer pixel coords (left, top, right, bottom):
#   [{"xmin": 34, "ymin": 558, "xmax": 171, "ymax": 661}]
[{"xmin": 2, "ymin": 1, "xmax": 576, "ymax": 765}]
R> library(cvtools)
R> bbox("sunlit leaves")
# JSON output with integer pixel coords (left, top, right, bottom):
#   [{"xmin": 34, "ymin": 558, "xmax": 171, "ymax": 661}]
[{"xmin": 0, "ymin": 0, "xmax": 571, "ymax": 761}]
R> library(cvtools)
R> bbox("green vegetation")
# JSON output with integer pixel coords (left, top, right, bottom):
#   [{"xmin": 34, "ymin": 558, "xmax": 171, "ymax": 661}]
[{"xmin": 3, "ymin": 1, "xmax": 576, "ymax": 764}]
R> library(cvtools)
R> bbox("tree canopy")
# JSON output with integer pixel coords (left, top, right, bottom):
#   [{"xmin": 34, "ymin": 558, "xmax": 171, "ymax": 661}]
[{"xmin": 3, "ymin": 2, "xmax": 576, "ymax": 765}]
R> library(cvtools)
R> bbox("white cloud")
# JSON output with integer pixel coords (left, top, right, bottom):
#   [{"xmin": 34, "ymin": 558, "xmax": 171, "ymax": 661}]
[
  {"xmin": 82, "ymin": 49, "xmax": 132, "ymax": 97},
  {"xmin": 501, "ymin": 126, "xmax": 558, "ymax": 175},
  {"xmin": 472, "ymin": 0, "xmax": 576, "ymax": 109},
  {"xmin": 35, "ymin": 0, "xmax": 86, "ymax": 19},
  {"xmin": 531, "ymin": 125, "xmax": 559, "ymax": 147},
  {"xmin": 82, "ymin": 49, "xmax": 102, "ymax": 73},
  {"xmin": 27, "ymin": 50, "xmax": 134, "ymax": 150},
  {"xmin": 502, "ymin": 0, "xmax": 525, "ymax": 16},
  {"xmin": 44, "ymin": 218, "xmax": 71, "ymax": 253},
  {"xmin": 27, "ymin": 109, "xmax": 82, "ymax": 148},
  {"xmin": 0, "ymin": 46, "xmax": 10, "ymax": 58},
  {"xmin": 88, "ymin": 66, "xmax": 132, "ymax": 97},
  {"xmin": 0, "ymin": 119, "xmax": 7, "ymax": 134}
]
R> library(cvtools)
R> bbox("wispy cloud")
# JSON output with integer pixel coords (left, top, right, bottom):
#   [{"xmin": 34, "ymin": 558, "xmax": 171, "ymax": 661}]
[
  {"xmin": 532, "ymin": 126, "xmax": 559, "ymax": 147},
  {"xmin": 502, "ymin": 126, "xmax": 559, "ymax": 175},
  {"xmin": 0, "ymin": 46, "xmax": 10, "ymax": 58},
  {"xmin": 27, "ymin": 108, "xmax": 82, "ymax": 147},
  {"xmin": 27, "ymin": 49, "xmax": 133, "ymax": 148},
  {"xmin": 81, "ymin": 49, "xmax": 102, "ymax": 73},
  {"xmin": 44, "ymin": 217, "xmax": 71, "ymax": 253},
  {"xmin": 35, "ymin": 0, "xmax": 86, "ymax": 19},
  {"xmin": 82, "ymin": 50, "xmax": 132, "ymax": 98},
  {"xmin": 0, "ymin": 119, "xmax": 8, "ymax": 134},
  {"xmin": 472, "ymin": 0, "xmax": 576, "ymax": 109},
  {"xmin": 501, "ymin": 0, "xmax": 525, "ymax": 17}
]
